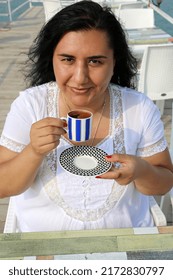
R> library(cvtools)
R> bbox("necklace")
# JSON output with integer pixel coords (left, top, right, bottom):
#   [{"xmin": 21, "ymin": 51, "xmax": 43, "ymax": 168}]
[{"xmin": 61, "ymin": 92, "xmax": 107, "ymax": 146}]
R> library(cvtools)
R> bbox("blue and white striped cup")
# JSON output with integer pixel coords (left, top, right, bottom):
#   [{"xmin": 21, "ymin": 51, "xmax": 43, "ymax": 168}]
[{"xmin": 62, "ymin": 110, "xmax": 93, "ymax": 142}]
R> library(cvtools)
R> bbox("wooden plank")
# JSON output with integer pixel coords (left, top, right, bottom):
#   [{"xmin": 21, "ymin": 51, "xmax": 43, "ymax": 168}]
[
  {"xmin": 158, "ymin": 226, "xmax": 173, "ymax": 234},
  {"xmin": 0, "ymin": 229, "xmax": 173, "ymax": 259},
  {"xmin": 0, "ymin": 232, "xmax": 118, "ymax": 259},
  {"xmin": 117, "ymin": 233, "xmax": 173, "ymax": 252}
]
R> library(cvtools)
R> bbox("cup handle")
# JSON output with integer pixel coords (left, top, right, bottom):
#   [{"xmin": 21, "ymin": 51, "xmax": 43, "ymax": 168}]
[{"xmin": 60, "ymin": 117, "xmax": 68, "ymax": 132}]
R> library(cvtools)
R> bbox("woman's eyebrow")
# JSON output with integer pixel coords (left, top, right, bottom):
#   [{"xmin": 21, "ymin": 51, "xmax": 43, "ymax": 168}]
[
  {"xmin": 57, "ymin": 54, "xmax": 108, "ymax": 59},
  {"xmin": 58, "ymin": 54, "xmax": 75, "ymax": 57},
  {"xmin": 88, "ymin": 55, "xmax": 108, "ymax": 59}
]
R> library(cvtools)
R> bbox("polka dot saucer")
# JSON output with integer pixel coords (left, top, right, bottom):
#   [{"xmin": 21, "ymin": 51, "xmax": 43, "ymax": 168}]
[{"xmin": 59, "ymin": 146, "xmax": 112, "ymax": 177}]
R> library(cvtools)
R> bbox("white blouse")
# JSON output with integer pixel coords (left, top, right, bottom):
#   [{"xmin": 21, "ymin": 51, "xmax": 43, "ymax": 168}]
[{"xmin": 0, "ymin": 82, "xmax": 167, "ymax": 232}]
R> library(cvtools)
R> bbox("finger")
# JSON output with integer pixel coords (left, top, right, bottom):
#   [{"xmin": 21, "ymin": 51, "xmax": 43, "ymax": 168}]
[
  {"xmin": 33, "ymin": 117, "xmax": 65, "ymax": 129},
  {"xmin": 105, "ymin": 154, "xmax": 131, "ymax": 165},
  {"xmin": 35, "ymin": 126, "xmax": 66, "ymax": 138}
]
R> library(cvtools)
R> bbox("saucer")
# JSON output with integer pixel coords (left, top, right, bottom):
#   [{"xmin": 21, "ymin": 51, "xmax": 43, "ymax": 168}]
[{"xmin": 59, "ymin": 146, "xmax": 112, "ymax": 176}]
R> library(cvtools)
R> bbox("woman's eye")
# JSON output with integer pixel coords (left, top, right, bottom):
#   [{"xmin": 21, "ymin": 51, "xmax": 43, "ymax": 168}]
[
  {"xmin": 89, "ymin": 59, "xmax": 102, "ymax": 65},
  {"xmin": 61, "ymin": 57, "xmax": 74, "ymax": 63}
]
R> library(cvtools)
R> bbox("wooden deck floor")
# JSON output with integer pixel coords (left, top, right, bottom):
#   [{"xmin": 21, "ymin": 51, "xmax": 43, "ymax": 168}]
[
  {"xmin": 0, "ymin": 6, "xmax": 172, "ymax": 233},
  {"xmin": 0, "ymin": 6, "xmax": 45, "ymax": 232}
]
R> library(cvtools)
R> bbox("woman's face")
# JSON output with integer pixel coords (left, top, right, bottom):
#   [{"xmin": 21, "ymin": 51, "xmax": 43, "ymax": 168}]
[{"xmin": 53, "ymin": 29, "xmax": 115, "ymax": 108}]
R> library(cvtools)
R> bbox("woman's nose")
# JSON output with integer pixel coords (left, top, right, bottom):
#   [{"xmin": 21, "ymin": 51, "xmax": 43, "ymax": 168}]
[{"xmin": 73, "ymin": 62, "xmax": 89, "ymax": 84}]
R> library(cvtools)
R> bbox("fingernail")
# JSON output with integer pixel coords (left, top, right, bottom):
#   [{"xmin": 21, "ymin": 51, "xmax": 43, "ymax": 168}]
[
  {"xmin": 106, "ymin": 155, "xmax": 112, "ymax": 159},
  {"xmin": 96, "ymin": 176, "xmax": 102, "ymax": 179}
]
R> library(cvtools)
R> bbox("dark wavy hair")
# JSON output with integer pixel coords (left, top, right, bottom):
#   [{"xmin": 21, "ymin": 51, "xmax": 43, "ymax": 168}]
[{"xmin": 24, "ymin": 0, "xmax": 138, "ymax": 88}]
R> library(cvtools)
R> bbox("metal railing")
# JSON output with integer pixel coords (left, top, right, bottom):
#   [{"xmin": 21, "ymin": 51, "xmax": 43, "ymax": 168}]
[
  {"xmin": 0, "ymin": 0, "xmax": 32, "ymax": 22},
  {"xmin": 142, "ymin": 0, "xmax": 173, "ymax": 25}
]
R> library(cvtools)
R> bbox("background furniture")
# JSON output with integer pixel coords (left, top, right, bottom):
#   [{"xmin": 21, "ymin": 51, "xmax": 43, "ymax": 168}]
[
  {"xmin": 160, "ymin": 101, "xmax": 173, "ymax": 222},
  {"xmin": 117, "ymin": 8, "xmax": 155, "ymax": 29},
  {"xmin": 43, "ymin": 0, "xmax": 62, "ymax": 22},
  {"xmin": 137, "ymin": 44, "xmax": 173, "ymax": 115}
]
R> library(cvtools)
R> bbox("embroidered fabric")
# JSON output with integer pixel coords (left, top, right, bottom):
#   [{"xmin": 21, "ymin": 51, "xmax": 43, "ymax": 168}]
[
  {"xmin": 0, "ymin": 135, "xmax": 26, "ymax": 153},
  {"xmin": 46, "ymin": 81, "xmax": 58, "ymax": 173},
  {"xmin": 42, "ymin": 160, "xmax": 126, "ymax": 222},
  {"xmin": 137, "ymin": 137, "xmax": 167, "ymax": 157}
]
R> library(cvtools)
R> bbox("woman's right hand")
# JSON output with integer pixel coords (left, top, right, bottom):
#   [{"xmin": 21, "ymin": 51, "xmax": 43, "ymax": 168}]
[{"xmin": 30, "ymin": 117, "xmax": 67, "ymax": 157}]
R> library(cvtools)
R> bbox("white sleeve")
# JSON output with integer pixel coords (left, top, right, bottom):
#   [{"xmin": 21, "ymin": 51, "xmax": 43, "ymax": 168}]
[
  {"xmin": 0, "ymin": 85, "xmax": 48, "ymax": 153},
  {"xmin": 136, "ymin": 96, "xmax": 167, "ymax": 157},
  {"xmin": 122, "ymin": 88, "xmax": 167, "ymax": 157}
]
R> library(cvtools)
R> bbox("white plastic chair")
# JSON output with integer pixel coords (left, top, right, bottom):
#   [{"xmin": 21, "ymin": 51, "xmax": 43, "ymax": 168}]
[
  {"xmin": 118, "ymin": 8, "xmax": 155, "ymax": 29},
  {"xmin": 111, "ymin": 0, "xmax": 138, "ymax": 4},
  {"xmin": 43, "ymin": 0, "xmax": 62, "ymax": 22},
  {"xmin": 118, "ymin": 2, "xmax": 146, "ymax": 10},
  {"xmin": 138, "ymin": 44, "xmax": 173, "ymax": 115},
  {"xmin": 160, "ymin": 101, "xmax": 173, "ymax": 223},
  {"xmin": 3, "ymin": 198, "xmax": 19, "ymax": 233}
]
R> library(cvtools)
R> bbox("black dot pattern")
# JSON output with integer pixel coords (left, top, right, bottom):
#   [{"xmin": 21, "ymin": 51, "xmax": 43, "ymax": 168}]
[{"xmin": 59, "ymin": 146, "xmax": 112, "ymax": 176}]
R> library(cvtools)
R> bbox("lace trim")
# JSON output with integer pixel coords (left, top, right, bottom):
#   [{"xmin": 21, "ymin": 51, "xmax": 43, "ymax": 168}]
[
  {"xmin": 111, "ymin": 85, "xmax": 126, "ymax": 155},
  {"xmin": 42, "ymin": 160, "xmax": 126, "ymax": 222},
  {"xmin": 0, "ymin": 135, "xmax": 26, "ymax": 152},
  {"xmin": 46, "ymin": 81, "xmax": 58, "ymax": 173},
  {"xmin": 137, "ymin": 137, "xmax": 167, "ymax": 157}
]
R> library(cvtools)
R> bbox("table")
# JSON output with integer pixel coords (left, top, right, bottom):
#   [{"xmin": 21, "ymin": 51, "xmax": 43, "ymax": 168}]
[
  {"xmin": 0, "ymin": 226, "xmax": 173, "ymax": 260},
  {"xmin": 127, "ymin": 27, "xmax": 173, "ymax": 58}
]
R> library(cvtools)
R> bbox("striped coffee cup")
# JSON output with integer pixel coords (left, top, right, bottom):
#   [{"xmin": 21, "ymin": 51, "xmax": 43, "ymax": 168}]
[{"xmin": 62, "ymin": 110, "xmax": 93, "ymax": 142}]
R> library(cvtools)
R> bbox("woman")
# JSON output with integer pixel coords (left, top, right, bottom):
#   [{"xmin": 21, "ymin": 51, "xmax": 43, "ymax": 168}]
[{"xmin": 0, "ymin": 1, "xmax": 172, "ymax": 231}]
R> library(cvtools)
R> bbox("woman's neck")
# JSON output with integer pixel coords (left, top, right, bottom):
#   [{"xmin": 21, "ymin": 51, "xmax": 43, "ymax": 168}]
[{"xmin": 60, "ymin": 89, "xmax": 109, "ymax": 115}]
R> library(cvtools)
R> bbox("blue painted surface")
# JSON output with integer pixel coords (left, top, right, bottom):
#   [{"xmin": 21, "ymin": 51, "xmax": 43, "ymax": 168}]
[{"xmin": 0, "ymin": 0, "xmax": 42, "ymax": 22}]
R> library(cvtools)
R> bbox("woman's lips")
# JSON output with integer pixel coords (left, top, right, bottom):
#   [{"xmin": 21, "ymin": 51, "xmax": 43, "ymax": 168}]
[{"xmin": 70, "ymin": 86, "xmax": 92, "ymax": 94}]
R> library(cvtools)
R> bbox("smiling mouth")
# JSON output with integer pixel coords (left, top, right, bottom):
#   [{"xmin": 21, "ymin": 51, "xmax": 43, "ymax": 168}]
[{"xmin": 70, "ymin": 86, "xmax": 92, "ymax": 93}]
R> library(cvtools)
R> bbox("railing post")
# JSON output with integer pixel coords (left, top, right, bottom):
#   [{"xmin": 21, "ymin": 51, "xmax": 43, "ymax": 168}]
[
  {"xmin": 29, "ymin": 0, "xmax": 32, "ymax": 8},
  {"xmin": 6, "ymin": 0, "xmax": 12, "ymax": 22}
]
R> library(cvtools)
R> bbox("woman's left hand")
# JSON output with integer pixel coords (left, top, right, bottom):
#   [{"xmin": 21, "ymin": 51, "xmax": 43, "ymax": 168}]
[
  {"xmin": 96, "ymin": 153, "xmax": 145, "ymax": 185},
  {"xmin": 96, "ymin": 151, "xmax": 173, "ymax": 195}
]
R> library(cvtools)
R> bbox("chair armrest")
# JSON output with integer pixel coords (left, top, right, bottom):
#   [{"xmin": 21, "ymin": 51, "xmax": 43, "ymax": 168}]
[
  {"xmin": 170, "ymin": 188, "xmax": 173, "ymax": 208},
  {"xmin": 3, "ymin": 198, "xmax": 18, "ymax": 233},
  {"xmin": 149, "ymin": 196, "xmax": 167, "ymax": 226}
]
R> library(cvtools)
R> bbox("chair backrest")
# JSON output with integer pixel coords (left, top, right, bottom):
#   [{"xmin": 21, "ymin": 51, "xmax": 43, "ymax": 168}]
[
  {"xmin": 43, "ymin": 0, "xmax": 62, "ymax": 22},
  {"xmin": 61, "ymin": 0, "xmax": 77, "ymax": 7},
  {"xmin": 118, "ymin": 8, "xmax": 155, "ymax": 29},
  {"xmin": 118, "ymin": 2, "xmax": 145, "ymax": 10},
  {"xmin": 111, "ymin": 0, "xmax": 138, "ymax": 3},
  {"xmin": 138, "ymin": 44, "xmax": 173, "ymax": 101}
]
